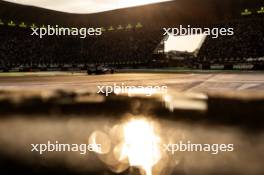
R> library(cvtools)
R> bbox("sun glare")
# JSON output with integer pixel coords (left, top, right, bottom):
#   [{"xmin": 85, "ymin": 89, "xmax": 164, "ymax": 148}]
[
  {"xmin": 117, "ymin": 0, "xmax": 169, "ymax": 9},
  {"xmin": 121, "ymin": 118, "xmax": 161, "ymax": 175},
  {"xmin": 4, "ymin": 0, "xmax": 171, "ymax": 13}
]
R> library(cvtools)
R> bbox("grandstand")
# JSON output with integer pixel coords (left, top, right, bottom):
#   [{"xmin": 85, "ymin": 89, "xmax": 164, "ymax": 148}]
[
  {"xmin": 0, "ymin": 0, "xmax": 264, "ymax": 71},
  {"xmin": 197, "ymin": 16, "xmax": 264, "ymax": 70}
]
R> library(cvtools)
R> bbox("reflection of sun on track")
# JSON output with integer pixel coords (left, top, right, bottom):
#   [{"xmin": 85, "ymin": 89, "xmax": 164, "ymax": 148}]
[
  {"xmin": 89, "ymin": 117, "xmax": 161, "ymax": 175},
  {"xmin": 121, "ymin": 118, "xmax": 161, "ymax": 175}
]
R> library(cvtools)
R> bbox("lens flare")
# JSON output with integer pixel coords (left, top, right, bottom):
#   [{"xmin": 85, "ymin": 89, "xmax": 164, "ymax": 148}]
[
  {"xmin": 89, "ymin": 131, "xmax": 111, "ymax": 154},
  {"xmin": 121, "ymin": 118, "xmax": 161, "ymax": 175}
]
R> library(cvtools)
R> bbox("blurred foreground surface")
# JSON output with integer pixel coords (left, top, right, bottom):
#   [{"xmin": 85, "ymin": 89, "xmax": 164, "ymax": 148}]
[{"xmin": 0, "ymin": 72, "xmax": 263, "ymax": 175}]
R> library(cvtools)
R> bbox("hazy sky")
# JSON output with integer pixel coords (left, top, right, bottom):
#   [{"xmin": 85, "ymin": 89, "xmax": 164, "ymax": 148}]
[{"xmin": 4, "ymin": 0, "xmax": 170, "ymax": 13}]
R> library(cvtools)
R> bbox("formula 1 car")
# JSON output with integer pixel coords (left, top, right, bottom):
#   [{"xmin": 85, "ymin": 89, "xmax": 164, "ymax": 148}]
[{"xmin": 87, "ymin": 65, "xmax": 115, "ymax": 75}]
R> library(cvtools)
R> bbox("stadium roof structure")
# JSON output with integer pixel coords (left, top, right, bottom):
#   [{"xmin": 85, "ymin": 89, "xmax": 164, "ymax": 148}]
[{"xmin": 0, "ymin": 0, "xmax": 263, "ymax": 29}]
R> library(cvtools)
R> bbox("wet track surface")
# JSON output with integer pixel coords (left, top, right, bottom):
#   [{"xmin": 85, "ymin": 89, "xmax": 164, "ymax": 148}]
[{"xmin": 1, "ymin": 72, "xmax": 264, "ymax": 92}]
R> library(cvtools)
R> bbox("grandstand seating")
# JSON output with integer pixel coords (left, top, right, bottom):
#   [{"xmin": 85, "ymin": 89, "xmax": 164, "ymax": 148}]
[
  {"xmin": 0, "ymin": 26, "xmax": 163, "ymax": 69},
  {"xmin": 1, "ymin": 16, "xmax": 264, "ymax": 70},
  {"xmin": 197, "ymin": 16, "xmax": 264, "ymax": 69}
]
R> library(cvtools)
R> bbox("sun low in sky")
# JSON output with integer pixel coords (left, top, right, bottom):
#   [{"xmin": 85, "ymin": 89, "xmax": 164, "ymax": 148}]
[{"xmin": 5, "ymin": 0, "xmax": 170, "ymax": 13}]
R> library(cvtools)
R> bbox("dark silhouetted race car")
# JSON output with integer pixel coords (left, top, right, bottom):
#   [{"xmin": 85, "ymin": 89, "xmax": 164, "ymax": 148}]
[{"xmin": 87, "ymin": 65, "xmax": 115, "ymax": 75}]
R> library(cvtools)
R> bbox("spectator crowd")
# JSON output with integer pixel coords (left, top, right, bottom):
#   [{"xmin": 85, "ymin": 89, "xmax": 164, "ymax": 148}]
[{"xmin": 0, "ymin": 16, "xmax": 264, "ymax": 70}]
